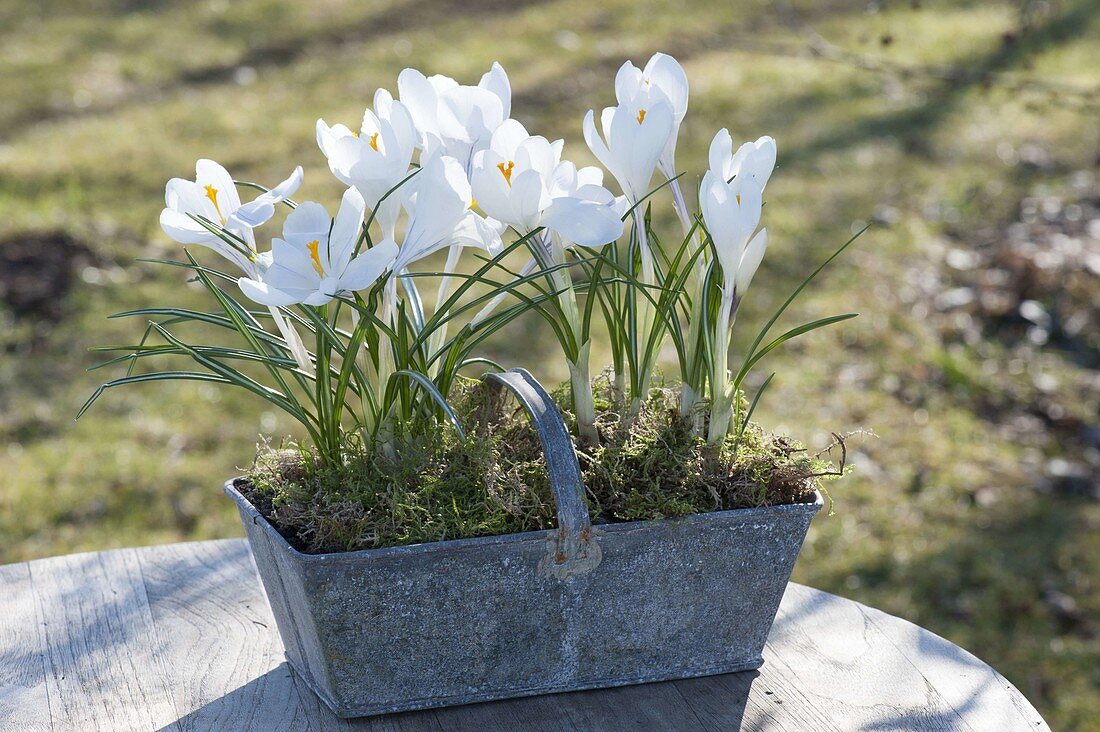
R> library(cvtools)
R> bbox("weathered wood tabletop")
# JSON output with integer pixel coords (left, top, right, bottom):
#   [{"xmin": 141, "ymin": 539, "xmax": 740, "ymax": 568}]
[{"xmin": 0, "ymin": 539, "xmax": 1047, "ymax": 731}]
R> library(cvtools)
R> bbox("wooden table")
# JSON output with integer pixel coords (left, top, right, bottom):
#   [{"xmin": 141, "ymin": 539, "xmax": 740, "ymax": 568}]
[{"xmin": 0, "ymin": 539, "xmax": 1048, "ymax": 731}]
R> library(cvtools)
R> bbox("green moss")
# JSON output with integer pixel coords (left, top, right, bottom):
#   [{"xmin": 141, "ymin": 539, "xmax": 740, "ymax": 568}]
[{"xmin": 242, "ymin": 378, "xmax": 846, "ymax": 554}]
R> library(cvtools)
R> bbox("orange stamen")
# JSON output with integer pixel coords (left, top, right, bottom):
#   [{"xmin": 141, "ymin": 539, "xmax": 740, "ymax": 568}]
[
  {"xmin": 306, "ymin": 240, "xmax": 325, "ymax": 277},
  {"xmin": 203, "ymin": 184, "xmax": 225, "ymax": 223}
]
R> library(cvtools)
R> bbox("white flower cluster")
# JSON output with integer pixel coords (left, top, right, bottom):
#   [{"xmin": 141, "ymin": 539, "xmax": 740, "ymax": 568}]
[
  {"xmin": 156, "ymin": 52, "xmax": 780, "ymax": 443},
  {"xmin": 160, "ymin": 53, "xmax": 774, "ymax": 311}
]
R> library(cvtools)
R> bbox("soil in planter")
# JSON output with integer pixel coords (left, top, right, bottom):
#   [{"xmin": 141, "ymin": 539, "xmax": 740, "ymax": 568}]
[{"xmin": 239, "ymin": 378, "xmax": 848, "ymax": 554}]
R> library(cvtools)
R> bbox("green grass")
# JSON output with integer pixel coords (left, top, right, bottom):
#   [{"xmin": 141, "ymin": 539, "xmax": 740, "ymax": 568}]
[{"xmin": 1, "ymin": 0, "xmax": 1097, "ymax": 727}]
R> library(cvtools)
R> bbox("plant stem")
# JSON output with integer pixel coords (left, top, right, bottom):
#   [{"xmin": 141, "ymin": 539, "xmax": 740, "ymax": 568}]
[
  {"xmin": 375, "ymin": 278, "xmax": 399, "ymax": 452},
  {"xmin": 268, "ymin": 306, "xmax": 313, "ymax": 375},
  {"xmin": 669, "ymin": 178, "xmax": 693, "ymax": 236},
  {"xmin": 313, "ymin": 304, "xmax": 339, "ymax": 463},
  {"xmin": 427, "ymin": 245, "xmax": 463, "ymax": 375},
  {"xmin": 633, "ymin": 214, "xmax": 656, "ymax": 406},
  {"xmin": 567, "ymin": 343, "xmax": 598, "ymax": 444},
  {"xmin": 707, "ymin": 287, "xmax": 735, "ymax": 445},
  {"xmin": 541, "ymin": 231, "xmax": 599, "ymax": 443}
]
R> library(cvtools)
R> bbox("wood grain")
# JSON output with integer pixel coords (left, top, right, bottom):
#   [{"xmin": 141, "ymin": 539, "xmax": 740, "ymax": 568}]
[
  {"xmin": 26, "ymin": 548, "xmax": 180, "ymax": 731},
  {"xmin": 138, "ymin": 540, "xmax": 312, "ymax": 731},
  {"xmin": 0, "ymin": 562, "xmax": 50, "ymax": 732},
  {"xmin": 0, "ymin": 539, "xmax": 1050, "ymax": 731}
]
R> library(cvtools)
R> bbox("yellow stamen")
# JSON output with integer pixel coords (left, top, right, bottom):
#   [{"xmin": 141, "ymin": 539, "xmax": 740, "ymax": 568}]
[
  {"xmin": 351, "ymin": 130, "xmax": 360, "ymax": 138},
  {"xmin": 203, "ymin": 184, "xmax": 226, "ymax": 224},
  {"xmin": 306, "ymin": 240, "xmax": 325, "ymax": 277},
  {"xmin": 496, "ymin": 160, "xmax": 515, "ymax": 186},
  {"xmin": 368, "ymin": 132, "xmax": 380, "ymax": 151},
  {"xmin": 636, "ymin": 109, "xmax": 647, "ymax": 125},
  {"xmin": 736, "ymin": 194, "xmax": 741, "ymax": 204}
]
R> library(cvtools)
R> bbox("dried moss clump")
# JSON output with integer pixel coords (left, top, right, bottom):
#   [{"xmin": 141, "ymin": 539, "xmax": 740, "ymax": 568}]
[{"xmin": 240, "ymin": 378, "xmax": 845, "ymax": 554}]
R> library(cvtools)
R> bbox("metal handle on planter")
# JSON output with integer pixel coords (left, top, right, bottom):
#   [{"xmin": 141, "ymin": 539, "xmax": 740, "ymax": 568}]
[{"xmin": 483, "ymin": 368, "xmax": 601, "ymax": 578}]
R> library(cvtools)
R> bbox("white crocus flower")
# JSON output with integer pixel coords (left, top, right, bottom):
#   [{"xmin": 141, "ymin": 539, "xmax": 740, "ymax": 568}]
[
  {"xmin": 373, "ymin": 155, "xmax": 502, "ymax": 397},
  {"xmin": 388, "ymin": 156, "xmax": 502, "ymax": 275},
  {"xmin": 708, "ymin": 129, "xmax": 777, "ymax": 189},
  {"xmin": 397, "ymin": 63, "xmax": 511, "ymax": 174},
  {"xmin": 700, "ymin": 170, "xmax": 766, "ymax": 307},
  {"xmin": 582, "ymin": 100, "xmax": 674, "ymax": 205},
  {"xmin": 699, "ymin": 168, "xmax": 768, "ymax": 443},
  {"xmin": 584, "ymin": 93, "xmax": 674, "ymax": 406},
  {"xmin": 159, "ymin": 160, "xmax": 311, "ymax": 372},
  {"xmin": 238, "ymin": 187, "xmax": 398, "ymax": 307},
  {"xmin": 316, "ymin": 90, "xmax": 418, "ymax": 239},
  {"xmin": 471, "ymin": 121, "xmax": 624, "ymax": 443},
  {"xmin": 614, "ymin": 52, "xmax": 689, "ymax": 181},
  {"xmin": 471, "ymin": 119, "xmax": 624, "ymax": 249},
  {"xmin": 160, "ymin": 159, "xmax": 303, "ymax": 277}
]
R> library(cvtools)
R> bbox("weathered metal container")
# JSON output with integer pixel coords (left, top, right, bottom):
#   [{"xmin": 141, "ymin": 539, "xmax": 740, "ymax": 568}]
[{"xmin": 227, "ymin": 368, "xmax": 821, "ymax": 718}]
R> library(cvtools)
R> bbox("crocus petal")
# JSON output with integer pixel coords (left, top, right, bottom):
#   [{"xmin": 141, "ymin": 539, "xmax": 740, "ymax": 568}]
[
  {"xmin": 449, "ymin": 212, "xmax": 504, "ymax": 255},
  {"xmin": 614, "ymin": 61, "xmax": 644, "ymax": 107},
  {"xmin": 613, "ymin": 100, "xmax": 673, "ymax": 200},
  {"xmin": 478, "ymin": 61, "xmax": 511, "ymax": 120},
  {"xmin": 643, "ymin": 52, "xmax": 689, "ymax": 123},
  {"xmin": 164, "ymin": 178, "xmax": 205, "ymax": 212},
  {"xmin": 409, "ymin": 155, "xmax": 471, "ymax": 240},
  {"xmin": 237, "ymin": 277, "xmax": 301, "ymax": 307},
  {"xmin": 159, "ymin": 208, "xmax": 213, "ymax": 244},
  {"xmin": 509, "ymin": 168, "xmax": 550, "ymax": 231},
  {"xmin": 736, "ymin": 228, "xmax": 768, "ymax": 296},
  {"xmin": 489, "ymin": 118, "xmax": 530, "ymax": 158},
  {"xmin": 263, "ymin": 165, "xmax": 304, "ymax": 202},
  {"xmin": 739, "ymin": 136, "xmax": 777, "ymax": 188},
  {"xmin": 316, "ymin": 119, "xmax": 337, "ymax": 157},
  {"xmin": 543, "ymin": 197, "xmax": 625, "ymax": 248},
  {"xmin": 582, "ymin": 109, "xmax": 616, "ymax": 182},
  {"xmin": 385, "ymin": 98, "xmax": 419, "ymax": 157},
  {"xmin": 328, "ymin": 187, "xmax": 366, "ymax": 274},
  {"xmin": 282, "ymin": 201, "xmax": 331, "ymax": 245},
  {"xmin": 516, "ymin": 135, "xmax": 558, "ymax": 180},
  {"xmin": 576, "ymin": 166, "xmax": 605, "ymax": 188},
  {"xmin": 397, "ymin": 68, "xmax": 440, "ymax": 146},
  {"xmin": 470, "ymin": 150, "xmax": 512, "ymax": 223},
  {"xmin": 195, "ymin": 159, "xmax": 242, "ymax": 213},
  {"xmin": 338, "ymin": 239, "xmax": 399, "ymax": 292},
  {"xmin": 709, "ymin": 128, "xmax": 734, "ymax": 180},
  {"xmin": 265, "ymin": 238, "xmax": 322, "ymax": 290},
  {"xmin": 230, "ymin": 166, "xmax": 304, "ymax": 229},
  {"xmin": 699, "ymin": 171, "xmax": 739, "ymax": 280}
]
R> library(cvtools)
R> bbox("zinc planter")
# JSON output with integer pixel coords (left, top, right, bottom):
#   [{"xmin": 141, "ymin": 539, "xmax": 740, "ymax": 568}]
[{"xmin": 227, "ymin": 368, "xmax": 821, "ymax": 718}]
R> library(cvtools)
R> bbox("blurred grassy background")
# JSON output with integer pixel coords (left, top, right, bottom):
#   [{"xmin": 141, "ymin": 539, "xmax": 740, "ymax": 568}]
[{"xmin": 1, "ymin": 0, "xmax": 1097, "ymax": 726}]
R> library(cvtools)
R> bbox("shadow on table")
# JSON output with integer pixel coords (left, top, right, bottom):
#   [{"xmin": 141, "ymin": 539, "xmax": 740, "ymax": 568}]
[{"xmin": 163, "ymin": 663, "xmax": 759, "ymax": 731}]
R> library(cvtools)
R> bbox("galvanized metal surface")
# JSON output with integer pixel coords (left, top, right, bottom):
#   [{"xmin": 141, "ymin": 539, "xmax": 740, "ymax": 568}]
[{"xmin": 228, "ymin": 368, "xmax": 822, "ymax": 718}]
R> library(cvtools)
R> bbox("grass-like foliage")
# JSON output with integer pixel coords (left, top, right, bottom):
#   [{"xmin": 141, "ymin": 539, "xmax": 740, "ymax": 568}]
[{"xmin": 83, "ymin": 52, "xmax": 859, "ymax": 543}]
